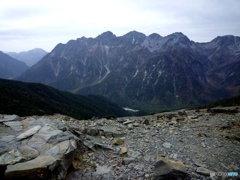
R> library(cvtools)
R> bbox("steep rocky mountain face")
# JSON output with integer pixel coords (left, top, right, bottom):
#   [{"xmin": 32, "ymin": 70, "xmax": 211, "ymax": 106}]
[
  {"xmin": 198, "ymin": 36, "xmax": 240, "ymax": 95},
  {"xmin": 7, "ymin": 48, "xmax": 48, "ymax": 67},
  {"xmin": 0, "ymin": 51, "xmax": 28, "ymax": 79},
  {"xmin": 17, "ymin": 31, "xmax": 240, "ymax": 111}
]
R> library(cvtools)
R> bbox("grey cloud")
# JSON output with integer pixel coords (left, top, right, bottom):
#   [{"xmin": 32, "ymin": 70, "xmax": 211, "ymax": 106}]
[
  {"xmin": 0, "ymin": 0, "xmax": 240, "ymax": 52},
  {"xmin": 1, "ymin": 7, "xmax": 49, "ymax": 20}
]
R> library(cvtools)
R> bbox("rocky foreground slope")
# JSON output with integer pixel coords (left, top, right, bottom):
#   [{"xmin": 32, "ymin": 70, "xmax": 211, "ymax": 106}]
[{"xmin": 0, "ymin": 106, "xmax": 239, "ymax": 179}]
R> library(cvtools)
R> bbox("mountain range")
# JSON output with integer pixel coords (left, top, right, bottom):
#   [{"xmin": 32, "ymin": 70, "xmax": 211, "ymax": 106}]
[
  {"xmin": 0, "ymin": 51, "xmax": 28, "ymax": 79},
  {"xmin": 7, "ymin": 48, "xmax": 48, "ymax": 67},
  {"xmin": 17, "ymin": 31, "xmax": 240, "ymax": 112}
]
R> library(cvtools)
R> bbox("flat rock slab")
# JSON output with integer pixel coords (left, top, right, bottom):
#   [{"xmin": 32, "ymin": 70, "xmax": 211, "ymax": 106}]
[
  {"xmin": 5, "ymin": 156, "xmax": 57, "ymax": 179},
  {"xmin": 0, "ymin": 135, "xmax": 15, "ymax": 142},
  {"xmin": 0, "ymin": 115, "xmax": 21, "ymax": 123},
  {"xmin": 0, "ymin": 149, "xmax": 23, "ymax": 165},
  {"xmin": 18, "ymin": 145, "xmax": 39, "ymax": 161},
  {"xmin": 34, "ymin": 125, "xmax": 63, "ymax": 142},
  {"xmin": 196, "ymin": 166, "xmax": 212, "ymax": 176},
  {"xmin": 3, "ymin": 121, "xmax": 22, "ymax": 131},
  {"xmin": 44, "ymin": 140, "xmax": 69, "ymax": 158},
  {"xmin": 17, "ymin": 125, "xmax": 41, "ymax": 140}
]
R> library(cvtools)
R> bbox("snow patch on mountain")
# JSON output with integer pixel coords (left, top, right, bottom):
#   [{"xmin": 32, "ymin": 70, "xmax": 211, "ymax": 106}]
[
  {"xmin": 98, "ymin": 65, "xmax": 110, "ymax": 83},
  {"xmin": 104, "ymin": 45, "xmax": 109, "ymax": 57},
  {"xmin": 123, "ymin": 107, "xmax": 139, "ymax": 112},
  {"xmin": 50, "ymin": 60, "xmax": 61, "ymax": 77}
]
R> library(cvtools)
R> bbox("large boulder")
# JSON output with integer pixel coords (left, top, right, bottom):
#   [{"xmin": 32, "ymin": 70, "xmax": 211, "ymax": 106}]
[{"xmin": 153, "ymin": 157, "xmax": 189, "ymax": 179}]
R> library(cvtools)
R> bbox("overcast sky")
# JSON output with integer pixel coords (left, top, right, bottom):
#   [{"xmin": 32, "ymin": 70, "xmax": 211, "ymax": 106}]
[{"xmin": 1, "ymin": 0, "xmax": 240, "ymax": 52}]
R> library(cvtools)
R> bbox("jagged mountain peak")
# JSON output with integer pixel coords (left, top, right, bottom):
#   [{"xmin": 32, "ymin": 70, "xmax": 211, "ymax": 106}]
[
  {"xmin": 166, "ymin": 32, "xmax": 191, "ymax": 42},
  {"xmin": 148, "ymin": 33, "xmax": 162, "ymax": 40},
  {"xmin": 171, "ymin": 32, "xmax": 186, "ymax": 37},
  {"xmin": 200, "ymin": 35, "xmax": 240, "ymax": 56},
  {"xmin": 142, "ymin": 32, "xmax": 192, "ymax": 52},
  {"xmin": 124, "ymin": 31, "xmax": 146, "ymax": 37},
  {"xmin": 50, "ymin": 43, "xmax": 65, "ymax": 56},
  {"xmin": 122, "ymin": 31, "xmax": 146, "ymax": 44},
  {"xmin": 211, "ymin": 35, "xmax": 240, "ymax": 47},
  {"xmin": 94, "ymin": 31, "xmax": 117, "ymax": 45},
  {"xmin": 97, "ymin": 31, "xmax": 116, "ymax": 39}
]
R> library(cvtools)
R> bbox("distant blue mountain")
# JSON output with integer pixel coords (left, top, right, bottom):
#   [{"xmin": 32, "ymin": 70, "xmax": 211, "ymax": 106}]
[
  {"xmin": 7, "ymin": 48, "xmax": 48, "ymax": 67},
  {"xmin": 0, "ymin": 51, "xmax": 28, "ymax": 79}
]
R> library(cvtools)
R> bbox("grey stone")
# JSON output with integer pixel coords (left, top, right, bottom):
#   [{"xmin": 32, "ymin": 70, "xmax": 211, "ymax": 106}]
[
  {"xmin": 153, "ymin": 157, "xmax": 188, "ymax": 179},
  {"xmin": 123, "ymin": 119, "xmax": 135, "ymax": 125},
  {"xmin": 94, "ymin": 165, "xmax": 113, "ymax": 175},
  {"xmin": 4, "ymin": 121, "xmax": 22, "ymax": 131},
  {"xmin": 30, "ymin": 118, "xmax": 52, "ymax": 126},
  {"xmin": 123, "ymin": 157, "xmax": 136, "ymax": 165},
  {"xmin": 201, "ymin": 142, "xmax": 206, "ymax": 148},
  {"xmin": 170, "ymin": 153, "xmax": 178, "ymax": 159},
  {"xmin": 47, "ymin": 131, "xmax": 73, "ymax": 144},
  {"xmin": 128, "ymin": 149, "xmax": 141, "ymax": 158},
  {"xmin": 18, "ymin": 145, "xmax": 39, "ymax": 160},
  {"xmin": 83, "ymin": 136, "xmax": 113, "ymax": 151},
  {"xmin": 66, "ymin": 139, "xmax": 76, "ymax": 154},
  {"xmin": 144, "ymin": 155, "xmax": 152, "ymax": 162},
  {"xmin": 101, "ymin": 126, "xmax": 125, "ymax": 137},
  {"xmin": 120, "ymin": 146, "xmax": 128, "ymax": 154},
  {"xmin": 112, "ymin": 131, "xmax": 125, "ymax": 137},
  {"xmin": 58, "ymin": 140, "xmax": 71, "ymax": 155},
  {"xmin": 94, "ymin": 142, "xmax": 114, "ymax": 150},
  {"xmin": 112, "ymin": 138, "xmax": 125, "ymax": 145},
  {"xmin": 0, "ymin": 115, "xmax": 21, "ymax": 123},
  {"xmin": 0, "ymin": 136, "xmax": 18, "ymax": 154},
  {"xmin": 196, "ymin": 167, "xmax": 212, "ymax": 176},
  {"xmin": 44, "ymin": 146, "xmax": 60, "ymax": 157},
  {"xmin": 133, "ymin": 122, "xmax": 140, "ymax": 127},
  {"xmin": 195, "ymin": 162, "xmax": 207, "ymax": 167},
  {"xmin": 104, "ymin": 130, "xmax": 113, "ymax": 137},
  {"xmin": 95, "ymin": 118, "xmax": 107, "ymax": 126},
  {"xmin": 83, "ymin": 140, "xmax": 95, "ymax": 150},
  {"xmin": 27, "ymin": 141, "xmax": 46, "ymax": 149},
  {"xmin": 134, "ymin": 164, "xmax": 144, "ymax": 171},
  {"xmin": 142, "ymin": 119, "xmax": 150, "ymax": 125},
  {"xmin": 0, "ymin": 144, "xmax": 14, "ymax": 155},
  {"xmin": 34, "ymin": 125, "xmax": 62, "ymax": 142},
  {"xmin": 127, "ymin": 124, "xmax": 133, "ymax": 130},
  {"xmin": 86, "ymin": 128, "xmax": 99, "ymax": 136},
  {"xmin": 0, "ymin": 135, "xmax": 15, "ymax": 142},
  {"xmin": 162, "ymin": 142, "xmax": 172, "ymax": 148},
  {"xmin": 17, "ymin": 125, "xmax": 41, "ymax": 140},
  {"xmin": 0, "ymin": 149, "xmax": 23, "ymax": 165},
  {"xmin": 5, "ymin": 156, "xmax": 57, "ymax": 179},
  {"xmin": 44, "ymin": 140, "xmax": 70, "ymax": 157},
  {"xmin": 137, "ymin": 171, "xmax": 145, "ymax": 177}
]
